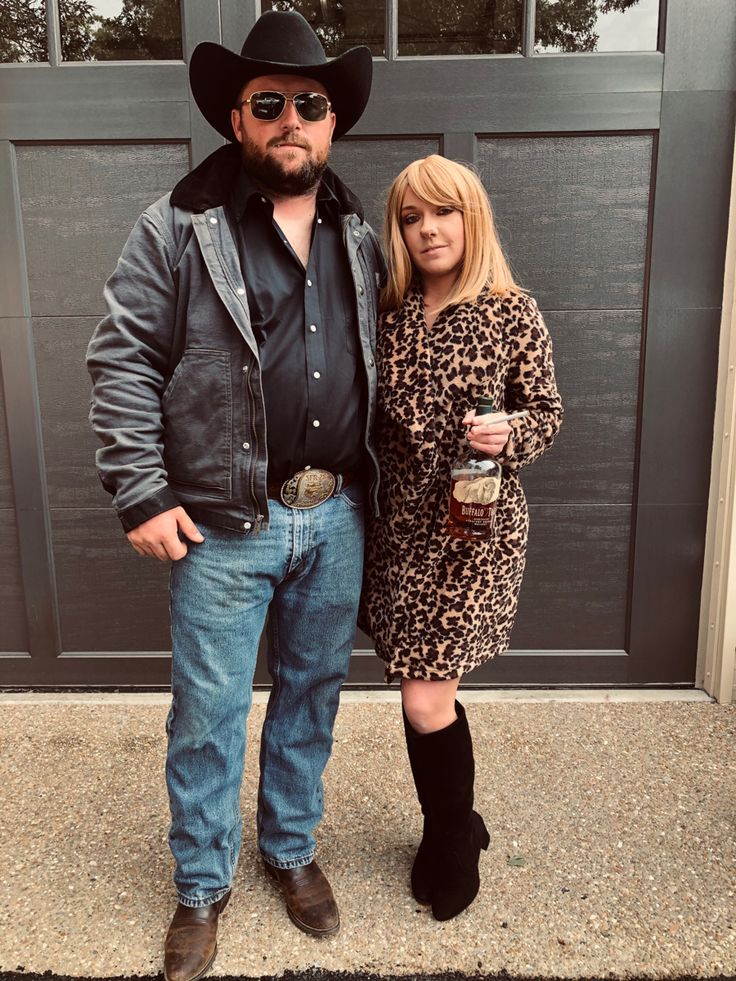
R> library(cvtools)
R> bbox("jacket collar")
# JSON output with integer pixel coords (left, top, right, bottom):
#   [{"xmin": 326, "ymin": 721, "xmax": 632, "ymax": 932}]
[{"xmin": 170, "ymin": 143, "xmax": 364, "ymax": 221}]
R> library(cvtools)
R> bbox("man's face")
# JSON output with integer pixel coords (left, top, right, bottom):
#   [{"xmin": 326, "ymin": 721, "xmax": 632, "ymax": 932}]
[{"xmin": 231, "ymin": 74, "xmax": 336, "ymax": 196}]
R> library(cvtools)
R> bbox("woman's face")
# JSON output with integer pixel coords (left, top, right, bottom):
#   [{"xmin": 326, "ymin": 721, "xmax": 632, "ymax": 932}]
[{"xmin": 400, "ymin": 187, "xmax": 465, "ymax": 286}]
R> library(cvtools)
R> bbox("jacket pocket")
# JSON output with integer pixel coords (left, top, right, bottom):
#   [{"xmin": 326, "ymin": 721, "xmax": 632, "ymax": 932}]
[{"xmin": 162, "ymin": 349, "xmax": 232, "ymax": 495}]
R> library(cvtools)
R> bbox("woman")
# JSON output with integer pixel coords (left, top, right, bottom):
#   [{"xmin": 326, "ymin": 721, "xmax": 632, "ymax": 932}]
[{"xmin": 359, "ymin": 155, "xmax": 564, "ymax": 921}]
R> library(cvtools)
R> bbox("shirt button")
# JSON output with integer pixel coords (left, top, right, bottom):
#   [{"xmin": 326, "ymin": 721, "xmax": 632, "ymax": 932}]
[
  {"xmin": 312, "ymin": 419, "xmax": 320, "ymax": 428},
  {"xmin": 309, "ymin": 324, "xmax": 317, "ymax": 333},
  {"xmin": 313, "ymin": 371, "xmax": 321, "ymax": 379},
  {"xmin": 369, "ymin": 358, "xmax": 375, "ymax": 367},
  {"xmin": 209, "ymin": 217, "xmax": 217, "ymax": 225},
  {"xmin": 306, "ymin": 279, "xmax": 313, "ymax": 287},
  {"xmin": 358, "ymin": 285, "xmax": 364, "ymax": 295},
  {"xmin": 242, "ymin": 365, "xmax": 248, "ymax": 372},
  {"xmin": 243, "ymin": 521, "xmax": 251, "ymax": 530},
  {"xmin": 242, "ymin": 442, "xmax": 250, "ymax": 450},
  {"xmin": 353, "ymin": 229, "xmax": 360, "ymax": 238},
  {"xmin": 236, "ymin": 287, "xmax": 245, "ymax": 296},
  {"xmin": 317, "ymin": 217, "xmax": 323, "ymax": 224}
]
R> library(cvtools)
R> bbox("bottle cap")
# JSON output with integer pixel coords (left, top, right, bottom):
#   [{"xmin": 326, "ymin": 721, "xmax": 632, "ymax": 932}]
[{"xmin": 475, "ymin": 396, "xmax": 495, "ymax": 417}]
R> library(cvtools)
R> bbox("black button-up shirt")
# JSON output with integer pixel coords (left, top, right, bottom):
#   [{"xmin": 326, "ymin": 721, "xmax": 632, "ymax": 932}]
[{"xmin": 227, "ymin": 167, "xmax": 366, "ymax": 486}]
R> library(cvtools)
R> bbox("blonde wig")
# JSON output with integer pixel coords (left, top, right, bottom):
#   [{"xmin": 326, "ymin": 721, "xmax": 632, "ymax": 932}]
[{"xmin": 381, "ymin": 154, "xmax": 527, "ymax": 314}]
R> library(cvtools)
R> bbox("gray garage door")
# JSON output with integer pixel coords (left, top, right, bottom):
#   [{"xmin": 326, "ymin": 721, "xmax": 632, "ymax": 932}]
[{"xmin": 1, "ymin": 0, "xmax": 734, "ymax": 687}]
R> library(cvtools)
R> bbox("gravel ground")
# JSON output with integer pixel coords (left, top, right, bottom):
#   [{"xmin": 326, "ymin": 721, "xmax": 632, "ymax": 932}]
[{"xmin": 0, "ymin": 700, "xmax": 734, "ymax": 980}]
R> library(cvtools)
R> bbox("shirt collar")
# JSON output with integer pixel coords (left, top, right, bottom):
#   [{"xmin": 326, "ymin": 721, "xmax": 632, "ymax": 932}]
[{"xmin": 230, "ymin": 164, "xmax": 341, "ymax": 223}]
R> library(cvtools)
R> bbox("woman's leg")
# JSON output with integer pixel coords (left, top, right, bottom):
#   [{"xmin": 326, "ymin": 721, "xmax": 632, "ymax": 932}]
[
  {"xmin": 401, "ymin": 677, "xmax": 460, "ymax": 733},
  {"xmin": 399, "ymin": 677, "xmax": 490, "ymax": 921},
  {"xmin": 400, "ymin": 679, "xmax": 458, "ymax": 905}
]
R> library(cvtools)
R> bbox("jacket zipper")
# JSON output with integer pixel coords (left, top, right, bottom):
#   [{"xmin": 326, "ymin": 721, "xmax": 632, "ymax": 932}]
[
  {"xmin": 245, "ymin": 365, "xmax": 266, "ymax": 536},
  {"xmin": 355, "ymin": 237, "xmax": 381, "ymax": 496}
]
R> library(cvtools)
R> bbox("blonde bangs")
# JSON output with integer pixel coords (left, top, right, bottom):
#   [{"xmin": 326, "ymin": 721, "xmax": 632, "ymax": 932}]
[
  {"xmin": 404, "ymin": 157, "xmax": 466, "ymax": 211},
  {"xmin": 380, "ymin": 154, "xmax": 527, "ymax": 314}
]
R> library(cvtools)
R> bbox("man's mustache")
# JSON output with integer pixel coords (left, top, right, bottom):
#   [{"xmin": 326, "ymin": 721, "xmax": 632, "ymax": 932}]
[{"xmin": 267, "ymin": 133, "xmax": 310, "ymax": 150}]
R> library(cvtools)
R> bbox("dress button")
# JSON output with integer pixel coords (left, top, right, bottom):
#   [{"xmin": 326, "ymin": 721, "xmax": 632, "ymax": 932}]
[
  {"xmin": 309, "ymin": 324, "xmax": 317, "ymax": 333},
  {"xmin": 261, "ymin": 196, "xmax": 267, "ymax": 203},
  {"xmin": 312, "ymin": 419, "xmax": 320, "ymax": 427},
  {"xmin": 317, "ymin": 218, "xmax": 323, "ymax": 224},
  {"xmin": 243, "ymin": 521, "xmax": 251, "ymax": 530},
  {"xmin": 209, "ymin": 217, "xmax": 218, "ymax": 225},
  {"xmin": 313, "ymin": 371, "xmax": 321, "ymax": 379},
  {"xmin": 242, "ymin": 365, "xmax": 248, "ymax": 372},
  {"xmin": 358, "ymin": 285, "xmax": 364, "ymax": 295},
  {"xmin": 242, "ymin": 442, "xmax": 250, "ymax": 450},
  {"xmin": 236, "ymin": 287, "xmax": 245, "ymax": 296},
  {"xmin": 307, "ymin": 279, "xmax": 313, "ymax": 287},
  {"xmin": 369, "ymin": 358, "xmax": 375, "ymax": 367}
]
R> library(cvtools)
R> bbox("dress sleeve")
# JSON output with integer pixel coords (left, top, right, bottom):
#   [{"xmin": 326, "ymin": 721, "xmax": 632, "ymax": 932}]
[{"xmin": 494, "ymin": 294, "xmax": 564, "ymax": 473}]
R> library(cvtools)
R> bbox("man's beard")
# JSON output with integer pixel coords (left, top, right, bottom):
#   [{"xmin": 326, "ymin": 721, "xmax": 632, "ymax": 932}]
[{"xmin": 241, "ymin": 132, "xmax": 329, "ymax": 196}]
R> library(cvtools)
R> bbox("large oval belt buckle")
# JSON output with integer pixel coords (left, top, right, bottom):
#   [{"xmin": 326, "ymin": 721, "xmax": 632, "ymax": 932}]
[{"xmin": 280, "ymin": 469, "xmax": 336, "ymax": 509}]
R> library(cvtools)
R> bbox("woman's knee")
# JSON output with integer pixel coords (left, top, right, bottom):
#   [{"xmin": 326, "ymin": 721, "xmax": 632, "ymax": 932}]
[{"xmin": 401, "ymin": 679, "xmax": 458, "ymax": 734}]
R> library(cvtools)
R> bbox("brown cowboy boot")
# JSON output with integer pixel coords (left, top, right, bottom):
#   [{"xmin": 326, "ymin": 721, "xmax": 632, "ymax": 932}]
[
  {"xmin": 163, "ymin": 890, "xmax": 231, "ymax": 981},
  {"xmin": 265, "ymin": 860, "xmax": 340, "ymax": 937}
]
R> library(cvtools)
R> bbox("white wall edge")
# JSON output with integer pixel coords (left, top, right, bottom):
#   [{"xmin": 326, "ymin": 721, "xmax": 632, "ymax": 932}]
[{"xmin": 697, "ymin": 123, "xmax": 736, "ymax": 705}]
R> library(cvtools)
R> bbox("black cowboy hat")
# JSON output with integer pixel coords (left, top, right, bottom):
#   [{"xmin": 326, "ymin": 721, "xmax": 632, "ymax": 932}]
[{"xmin": 189, "ymin": 10, "xmax": 372, "ymax": 142}]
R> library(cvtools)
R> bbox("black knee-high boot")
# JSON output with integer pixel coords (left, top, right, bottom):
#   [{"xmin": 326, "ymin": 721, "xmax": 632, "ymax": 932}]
[
  {"xmin": 403, "ymin": 701, "xmax": 490, "ymax": 920},
  {"xmin": 402, "ymin": 708, "xmax": 434, "ymax": 904}
]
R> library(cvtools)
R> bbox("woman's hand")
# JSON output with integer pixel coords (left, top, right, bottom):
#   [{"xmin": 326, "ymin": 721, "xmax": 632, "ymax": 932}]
[{"xmin": 462, "ymin": 410, "xmax": 513, "ymax": 457}]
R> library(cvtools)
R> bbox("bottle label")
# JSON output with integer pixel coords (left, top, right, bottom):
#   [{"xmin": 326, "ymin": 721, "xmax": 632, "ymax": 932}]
[
  {"xmin": 451, "ymin": 475, "xmax": 501, "ymax": 506},
  {"xmin": 449, "ymin": 475, "xmax": 501, "ymax": 531}
]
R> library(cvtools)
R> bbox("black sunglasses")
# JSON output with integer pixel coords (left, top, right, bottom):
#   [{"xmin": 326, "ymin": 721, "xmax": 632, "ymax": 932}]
[{"xmin": 238, "ymin": 91, "xmax": 332, "ymax": 123}]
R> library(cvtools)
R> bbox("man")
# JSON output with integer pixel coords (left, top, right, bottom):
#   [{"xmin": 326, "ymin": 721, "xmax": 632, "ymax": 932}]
[{"xmin": 87, "ymin": 10, "xmax": 383, "ymax": 979}]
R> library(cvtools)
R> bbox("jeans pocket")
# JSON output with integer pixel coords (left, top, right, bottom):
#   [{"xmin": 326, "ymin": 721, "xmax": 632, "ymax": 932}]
[{"xmin": 338, "ymin": 483, "xmax": 364, "ymax": 510}]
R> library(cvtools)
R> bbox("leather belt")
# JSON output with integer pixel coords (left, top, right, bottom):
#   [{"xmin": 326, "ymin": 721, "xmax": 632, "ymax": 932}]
[{"xmin": 267, "ymin": 468, "xmax": 356, "ymax": 509}]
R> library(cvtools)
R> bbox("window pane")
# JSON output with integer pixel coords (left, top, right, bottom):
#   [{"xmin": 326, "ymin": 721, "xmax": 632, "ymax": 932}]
[
  {"xmin": 59, "ymin": 0, "xmax": 182, "ymax": 61},
  {"xmin": 399, "ymin": 0, "xmax": 523, "ymax": 56},
  {"xmin": 0, "ymin": 0, "xmax": 48, "ymax": 63},
  {"xmin": 536, "ymin": 0, "xmax": 660, "ymax": 53},
  {"xmin": 261, "ymin": 0, "xmax": 385, "ymax": 57}
]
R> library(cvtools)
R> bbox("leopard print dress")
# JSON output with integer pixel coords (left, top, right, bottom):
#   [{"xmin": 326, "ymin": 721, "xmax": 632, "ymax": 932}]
[{"xmin": 358, "ymin": 285, "xmax": 564, "ymax": 683}]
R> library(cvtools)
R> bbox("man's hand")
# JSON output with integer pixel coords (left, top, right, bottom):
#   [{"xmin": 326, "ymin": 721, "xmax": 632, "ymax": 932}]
[
  {"xmin": 126, "ymin": 506, "xmax": 204, "ymax": 561},
  {"xmin": 462, "ymin": 410, "xmax": 513, "ymax": 457}
]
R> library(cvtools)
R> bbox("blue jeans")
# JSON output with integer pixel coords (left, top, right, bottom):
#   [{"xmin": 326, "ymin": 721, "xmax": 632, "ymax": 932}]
[{"xmin": 165, "ymin": 483, "xmax": 365, "ymax": 907}]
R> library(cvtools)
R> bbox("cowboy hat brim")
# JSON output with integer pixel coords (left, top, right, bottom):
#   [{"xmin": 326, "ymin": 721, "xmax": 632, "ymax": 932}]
[{"xmin": 189, "ymin": 42, "xmax": 373, "ymax": 142}]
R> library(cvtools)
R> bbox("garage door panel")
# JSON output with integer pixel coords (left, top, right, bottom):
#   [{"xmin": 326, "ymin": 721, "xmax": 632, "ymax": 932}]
[
  {"xmin": 51, "ymin": 509, "xmax": 170, "ymax": 652},
  {"xmin": 34, "ymin": 316, "xmax": 108, "ymax": 508},
  {"xmin": 478, "ymin": 134, "xmax": 653, "ymax": 311},
  {"xmin": 510, "ymin": 504, "xmax": 631, "ymax": 650},
  {"xmin": 329, "ymin": 136, "xmax": 441, "ymax": 233},
  {"xmin": 17, "ymin": 143, "xmax": 190, "ymax": 317},
  {"xmin": 521, "ymin": 309, "xmax": 641, "ymax": 505}
]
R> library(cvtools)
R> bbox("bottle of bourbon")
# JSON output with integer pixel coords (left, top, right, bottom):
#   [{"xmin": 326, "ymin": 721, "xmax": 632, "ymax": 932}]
[{"xmin": 447, "ymin": 396, "xmax": 502, "ymax": 541}]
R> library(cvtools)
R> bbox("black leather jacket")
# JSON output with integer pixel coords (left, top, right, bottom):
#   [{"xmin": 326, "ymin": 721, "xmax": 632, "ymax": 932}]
[{"xmin": 87, "ymin": 144, "xmax": 384, "ymax": 534}]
